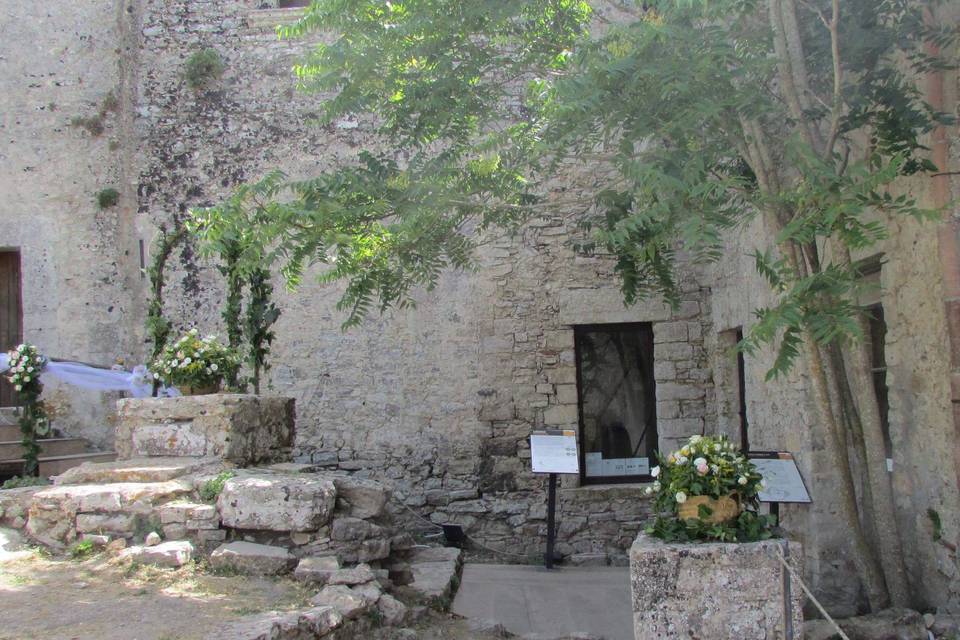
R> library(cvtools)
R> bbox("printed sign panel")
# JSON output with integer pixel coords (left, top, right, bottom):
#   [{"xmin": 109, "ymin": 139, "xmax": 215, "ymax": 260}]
[
  {"xmin": 749, "ymin": 453, "xmax": 812, "ymax": 503},
  {"xmin": 531, "ymin": 430, "xmax": 580, "ymax": 474}
]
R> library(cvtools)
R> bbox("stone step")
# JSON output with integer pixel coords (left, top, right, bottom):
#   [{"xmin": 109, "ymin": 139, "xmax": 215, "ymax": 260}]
[
  {"xmin": 0, "ymin": 425, "xmax": 19, "ymax": 441},
  {"xmin": 0, "ymin": 451, "xmax": 117, "ymax": 478},
  {"xmin": 407, "ymin": 546, "xmax": 464, "ymax": 609},
  {"xmin": 0, "ymin": 437, "xmax": 89, "ymax": 460},
  {"xmin": 53, "ymin": 456, "xmax": 227, "ymax": 485}
]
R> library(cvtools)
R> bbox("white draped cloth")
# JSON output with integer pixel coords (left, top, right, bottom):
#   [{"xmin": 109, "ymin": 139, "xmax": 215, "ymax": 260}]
[{"xmin": 0, "ymin": 354, "xmax": 178, "ymax": 397}]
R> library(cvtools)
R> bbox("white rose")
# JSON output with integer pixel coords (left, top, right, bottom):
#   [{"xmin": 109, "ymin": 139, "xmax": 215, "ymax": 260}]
[
  {"xmin": 714, "ymin": 444, "xmax": 721, "ymax": 452},
  {"xmin": 26, "ymin": 366, "xmax": 33, "ymax": 373},
  {"xmin": 170, "ymin": 360, "xmax": 178, "ymax": 367},
  {"xmin": 644, "ymin": 486, "xmax": 654, "ymax": 496},
  {"xmin": 22, "ymin": 375, "xmax": 30, "ymax": 382},
  {"xmin": 651, "ymin": 466, "xmax": 660, "ymax": 478},
  {"xmin": 675, "ymin": 491, "xmax": 687, "ymax": 504},
  {"xmin": 14, "ymin": 384, "xmax": 21, "ymax": 391},
  {"xmin": 183, "ymin": 357, "xmax": 192, "ymax": 365},
  {"xmin": 738, "ymin": 476, "xmax": 748, "ymax": 486},
  {"xmin": 689, "ymin": 435, "xmax": 701, "ymax": 443},
  {"xmin": 652, "ymin": 481, "xmax": 661, "ymax": 491},
  {"xmin": 210, "ymin": 363, "xmax": 218, "ymax": 372},
  {"xmin": 153, "ymin": 372, "xmax": 160, "ymax": 379},
  {"xmin": 693, "ymin": 457, "xmax": 706, "ymax": 468}
]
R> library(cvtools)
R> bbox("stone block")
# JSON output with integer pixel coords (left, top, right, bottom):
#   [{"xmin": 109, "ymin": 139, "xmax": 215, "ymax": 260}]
[
  {"xmin": 75, "ymin": 513, "xmax": 135, "ymax": 534},
  {"xmin": 209, "ymin": 541, "xmax": 296, "ymax": 575},
  {"xmin": 115, "ymin": 395, "xmax": 295, "ymax": 465},
  {"xmin": 656, "ymin": 382, "xmax": 705, "ymax": 401},
  {"xmin": 327, "ymin": 563, "xmax": 376, "ymax": 586},
  {"xmin": 294, "ymin": 555, "xmax": 341, "ymax": 584},
  {"xmin": 630, "ymin": 534, "xmax": 802, "ymax": 639},
  {"xmin": 653, "ymin": 322, "xmax": 688, "ymax": 343},
  {"xmin": 331, "ymin": 476, "xmax": 389, "ymax": 519},
  {"xmin": 331, "ymin": 517, "xmax": 381, "ymax": 541},
  {"xmin": 377, "ymin": 593, "xmax": 408, "ymax": 626},
  {"xmin": 120, "ymin": 540, "xmax": 194, "ymax": 568},
  {"xmin": 543, "ymin": 404, "xmax": 578, "ymax": 425},
  {"xmin": 310, "ymin": 584, "xmax": 374, "ymax": 620},
  {"xmin": 218, "ymin": 474, "xmax": 336, "ymax": 532}
]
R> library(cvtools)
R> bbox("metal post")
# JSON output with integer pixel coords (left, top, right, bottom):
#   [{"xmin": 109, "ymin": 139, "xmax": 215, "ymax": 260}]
[
  {"xmin": 545, "ymin": 473, "xmax": 557, "ymax": 569},
  {"xmin": 782, "ymin": 539, "xmax": 794, "ymax": 639}
]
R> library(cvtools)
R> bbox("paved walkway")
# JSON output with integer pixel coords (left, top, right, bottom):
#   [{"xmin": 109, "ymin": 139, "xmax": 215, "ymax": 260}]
[{"xmin": 452, "ymin": 563, "xmax": 634, "ymax": 640}]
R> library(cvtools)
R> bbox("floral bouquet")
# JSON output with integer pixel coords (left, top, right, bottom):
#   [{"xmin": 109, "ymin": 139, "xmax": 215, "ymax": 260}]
[
  {"xmin": 646, "ymin": 434, "xmax": 776, "ymax": 542},
  {"xmin": 5, "ymin": 343, "xmax": 47, "ymax": 396},
  {"xmin": 150, "ymin": 329, "xmax": 240, "ymax": 394}
]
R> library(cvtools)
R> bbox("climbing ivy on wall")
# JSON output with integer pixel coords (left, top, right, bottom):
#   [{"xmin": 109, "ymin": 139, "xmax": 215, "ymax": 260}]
[{"xmin": 145, "ymin": 224, "xmax": 186, "ymax": 394}]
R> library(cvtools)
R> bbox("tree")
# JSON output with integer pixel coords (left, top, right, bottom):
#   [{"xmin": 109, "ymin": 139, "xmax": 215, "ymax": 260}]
[{"xmin": 220, "ymin": 0, "xmax": 953, "ymax": 609}]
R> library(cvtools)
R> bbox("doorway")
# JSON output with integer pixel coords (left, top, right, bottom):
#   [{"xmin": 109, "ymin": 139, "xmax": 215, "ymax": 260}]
[{"xmin": 0, "ymin": 251, "xmax": 23, "ymax": 407}]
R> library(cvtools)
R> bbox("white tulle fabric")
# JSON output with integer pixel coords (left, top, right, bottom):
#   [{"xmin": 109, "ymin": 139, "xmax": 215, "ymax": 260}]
[{"xmin": 0, "ymin": 354, "xmax": 178, "ymax": 397}]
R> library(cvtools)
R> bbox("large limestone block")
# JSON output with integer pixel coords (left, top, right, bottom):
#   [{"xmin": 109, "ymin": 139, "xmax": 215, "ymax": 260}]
[
  {"xmin": 115, "ymin": 395, "xmax": 295, "ymax": 465},
  {"xmin": 209, "ymin": 541, "xmax": 296, "ymax": 575},
  {"xmin": 215, "ymin": 606, "xmax": 343, "ymax": 640},
  {"xmin": 218, "ymin": 475, "xmax": 336, "ymax": 532},
  {"xmin": 331, "ymin": 476, "xmax": 389, "ymax": 519},
  {"xmin": 630, "ymin": 534, "xmax": 803, "ymax": 640}
]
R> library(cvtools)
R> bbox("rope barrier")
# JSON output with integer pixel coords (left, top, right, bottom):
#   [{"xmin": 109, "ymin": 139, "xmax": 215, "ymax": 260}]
[{"xmin": 775, "ymin": 544, "xmax": 850, "ymax": 640}]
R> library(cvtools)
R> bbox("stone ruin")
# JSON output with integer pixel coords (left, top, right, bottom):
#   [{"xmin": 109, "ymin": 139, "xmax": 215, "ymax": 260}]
[{"xmin": 0, "ymin": 394, "xmax": 463, "ymax": 639}]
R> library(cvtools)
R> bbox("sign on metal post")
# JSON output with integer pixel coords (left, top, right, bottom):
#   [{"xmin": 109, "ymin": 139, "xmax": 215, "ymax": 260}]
[
  {"xmin": 530, "ymin": 430, "xmax": 580, "ymax": 570},
  {"xmin": 748, "ymin": 452, "xmax": 812, "ymax": 504},
  {"xmin": 530, "ymin": 429, "xmax": 580, "ymax": 474}
]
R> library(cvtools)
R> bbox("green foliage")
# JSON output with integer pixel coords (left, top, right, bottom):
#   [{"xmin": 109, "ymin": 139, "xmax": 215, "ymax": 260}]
[
  {"xmin": 648, "ymin": 510, "xmax": 778, "ymax": 544},
  {"xmin": 647, "ymin": 435, "xmax": 764, "ymax": 513},
  {"xmin": 929, "ymin": 508, "xmax": 944, "ymax": 542},
  {"xmin": 145, "ymin": 225, "xmax": 186, "ymax": 391},
  {"xmin": 96, "ymin": 188, "xmax": 120, "ymax": 210},
  {"xmin": 70, "ymin": 115, "xmax": 105, "ymax": 137},
  {"xmin": 199, "ymin": 471, "xmax": 235, "ymax": 503},
  {"xmin": 2, "ymin": 475, "xmax": 50, "ymax": 490},
  {"xmin": 69, "ymin": 539, "xmax": 97, "ymax": 560},
  {"xmin": 184, "ymin": 48, "xmax": 225, "ymax": 90},
  {"xmin": 188, "ymin": 175, "xmax": 283, "ymax": 389},
  {"xmin": 180, "ymin": 0, "xmax": 950, "ymax": 405},
  {"xmin": 150, "ymin": 329, "xmax": 240, "ymax": 391}
]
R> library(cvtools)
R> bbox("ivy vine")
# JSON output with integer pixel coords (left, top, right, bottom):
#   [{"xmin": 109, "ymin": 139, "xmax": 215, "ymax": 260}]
[{"xmin": 145, "ymin": 224, "xmax": 186, "ymax": 395}]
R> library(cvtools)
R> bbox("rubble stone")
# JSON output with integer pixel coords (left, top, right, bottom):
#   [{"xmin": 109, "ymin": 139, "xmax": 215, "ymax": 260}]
[
  {"xmin": 209, "ymin": 541, "xmax": 296, "ymax": 575},
  {"xmin": 294, "ymin": 555, "xmax": 341, "ymax": 584},
  {"xmin": 310, "ymin": 584, "xmax": 374, "ymax": 619},
  {"xmin": 120, "ymin": 540, "xmax": 194, "ymax": 568}
]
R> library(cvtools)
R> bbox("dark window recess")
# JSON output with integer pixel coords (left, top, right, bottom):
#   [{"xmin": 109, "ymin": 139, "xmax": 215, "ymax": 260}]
[
  {"xmin": 278, "ymin": 0, "xmax": 311, "ymax": 7},
  {"xmin": 0, "ymin": 251, "xmax": 23, "ymax": 407},
  {"xmin": 867, "ymin": 304, "xmax": 892, "ymax": 459},
  {"xmin": 575, "ymin": 323, "xmax": 657, "ymax": 484}
]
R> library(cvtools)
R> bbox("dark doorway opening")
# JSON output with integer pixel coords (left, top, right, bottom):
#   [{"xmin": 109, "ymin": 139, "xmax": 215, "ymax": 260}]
[{"xmin": 0, "ymin": 250, "xmax": 23, "ymax": 407}]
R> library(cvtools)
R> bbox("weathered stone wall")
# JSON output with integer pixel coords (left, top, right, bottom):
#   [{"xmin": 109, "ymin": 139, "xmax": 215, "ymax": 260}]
[
  {"xmin": 126, "ymin": 0, "xmax": 717, "ymax": 562},
  {"xmin": 0, "ymin": 1, "xmax": 145, "ymax": 446}
]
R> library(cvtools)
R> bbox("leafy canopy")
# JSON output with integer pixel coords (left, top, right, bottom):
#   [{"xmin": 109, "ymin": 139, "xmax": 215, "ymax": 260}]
[{"xmin": 199, "ymin": 0, "xmax": 950, "ymax": 375}]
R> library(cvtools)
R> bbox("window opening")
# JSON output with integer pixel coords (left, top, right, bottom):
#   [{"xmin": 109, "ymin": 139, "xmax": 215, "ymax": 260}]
[
  {"xmin": 575, "ymin": 323, "xmax": 657, "ymax": 483},
  {"xmin": 0, "ymin": 250, "xmax": 23, "ymax": 407}
]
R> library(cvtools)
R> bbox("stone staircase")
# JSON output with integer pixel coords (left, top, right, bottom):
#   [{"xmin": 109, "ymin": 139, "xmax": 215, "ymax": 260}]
[{"xmin": 0, "ymin": 407, "xmax": 116, "ymax": 479}]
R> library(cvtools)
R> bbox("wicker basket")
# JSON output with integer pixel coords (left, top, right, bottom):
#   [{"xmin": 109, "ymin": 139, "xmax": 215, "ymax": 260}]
[
  {"xmin": 177, "ymin": 382, "xmax": 220, "ymax": 396},
  {"xmin": 677, "ymin": 494, "xmax": 740, "ymax": 524}
]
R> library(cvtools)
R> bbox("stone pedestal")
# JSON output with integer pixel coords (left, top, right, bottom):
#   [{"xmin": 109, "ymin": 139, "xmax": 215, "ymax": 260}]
[
  {"xmin": 115, "ymin": 394, "xmax": 295, "ymax": 465},
  {"xmin": 630, "ymin": 533, "xmax": 803, "ymax": 639}
]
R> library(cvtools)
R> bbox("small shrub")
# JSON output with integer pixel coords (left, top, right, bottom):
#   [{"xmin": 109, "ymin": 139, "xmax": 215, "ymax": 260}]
[
  {"xmin": 70, "ymin": 114, "xmax": 105, "ymax": 137},
  {"xmin": 100, "ymin": 90, "xmax": 119, "ymax": 114},
  {"xmin": 199, "ymin": 470, "xmax": 235, "ymax": 502},
  {"xmin": 185, "ymin": 48, "xmax": 225, "ymax": 89},
  {"xmin": 96, "ymin": 188, "xmax": 120, "ymax": 209},
  {"xmin": 70, "ymin": 539, "xmax": 96, "ymax": 559},
  {"xmin": 2, "ymin": 475, "xmax": 50, "ymax": 490}
]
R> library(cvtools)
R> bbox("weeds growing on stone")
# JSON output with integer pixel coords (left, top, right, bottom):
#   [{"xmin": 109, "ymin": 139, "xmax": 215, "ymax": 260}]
[
  {"xmin": 199, "ymin": 471, "xmax": 235, "ymax": 503},
  {"xmin": 69, "ymin": 539, "xmax": 97, "ymax": 560},
  {"xmin": 184, "ymin": 48, "xmax": 225, "ymax": 89},
  {"xmin": 2, "ymin": 475, "xmax": 50, "ymax": 489},
  {"xmin": 96, "ymin": 188, "xmax": 120, "ymax": 209}
]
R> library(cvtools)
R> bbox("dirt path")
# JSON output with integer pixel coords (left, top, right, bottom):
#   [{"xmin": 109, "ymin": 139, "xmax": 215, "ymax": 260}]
[
  {"xmin": 0, "ymin": 547, "xmax": 509, "ymax": 640},
  {"xmin": 0, "ymin": 550, "xmax": 310, "ymax": 640}
]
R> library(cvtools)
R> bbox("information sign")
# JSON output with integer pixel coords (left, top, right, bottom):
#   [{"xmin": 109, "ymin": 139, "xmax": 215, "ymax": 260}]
[
  {"xmin": 530, "ymin": 429, "xmax": 580, "ymax": 474},
  {"xmin": 748, "ymin": 452, "xmax": 812, "ymax": 504}
]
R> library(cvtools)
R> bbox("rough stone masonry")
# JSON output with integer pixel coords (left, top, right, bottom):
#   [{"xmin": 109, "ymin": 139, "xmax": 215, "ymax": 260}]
[{"xmin": 0, "ymin": 0, "xmax": 958, "ymax": 617}]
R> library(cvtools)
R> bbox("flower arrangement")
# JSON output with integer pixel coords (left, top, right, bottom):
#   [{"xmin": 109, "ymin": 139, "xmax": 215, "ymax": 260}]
[
  {"xmin": 150, "ymin": 329, "xmax": 240, "ymax": 393},
  {"xmin": 5, "ymin": 343, "xmax": 46, "ymax": 395},
  {"xmin": 646, "ymin": 434, "xmax": 777, "ymax": 543},
  {"xmin": 4, "ymin": 343, "xmax": 50, "ymax": 476}
]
